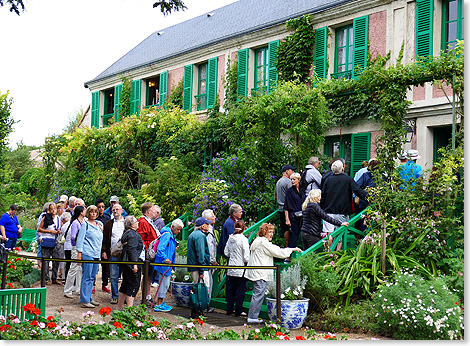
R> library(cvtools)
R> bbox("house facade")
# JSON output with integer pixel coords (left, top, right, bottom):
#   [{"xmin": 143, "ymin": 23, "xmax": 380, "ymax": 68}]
[{"xmin": 84, "ymin": 0, "xmax": 463, "ymax": 177}]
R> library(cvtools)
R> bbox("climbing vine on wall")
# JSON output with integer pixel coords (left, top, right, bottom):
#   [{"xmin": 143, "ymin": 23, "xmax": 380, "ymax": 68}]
[{"xmin": 276, "ymin": 14, "xmax": 315, "ymax": 83}]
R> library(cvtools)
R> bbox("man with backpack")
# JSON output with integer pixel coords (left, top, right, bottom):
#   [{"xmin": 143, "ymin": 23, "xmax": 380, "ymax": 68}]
[
  {"xmin": 101, "ymin": 204, "xmax": 125, "ymax": 304},
  {"xmin": 300, "ymin": 156, "xmax": 322, "ymax": 197}
]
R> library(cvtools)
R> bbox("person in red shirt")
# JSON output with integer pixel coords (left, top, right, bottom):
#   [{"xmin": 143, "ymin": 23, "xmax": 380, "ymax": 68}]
[{"xmin": 137, "ymin": 202, "xmax": 161, "ymax": 304}]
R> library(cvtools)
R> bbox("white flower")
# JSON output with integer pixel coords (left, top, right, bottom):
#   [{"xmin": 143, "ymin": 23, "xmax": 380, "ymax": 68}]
[{"xmin": 280, "ymin": 294, "xmax": 285, "ymax": 299}]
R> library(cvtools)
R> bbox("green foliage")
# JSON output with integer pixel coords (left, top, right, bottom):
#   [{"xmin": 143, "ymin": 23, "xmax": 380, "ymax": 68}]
[
  {"xmin": 166, "ymin": 78, "xmax": 183, "ymax": 108},
  {"xmin": 266, "ymin": 263, "xmax": 307, "ymax": 300},
  {"xmin": 20, "ymin": 268, "xmax": 41, "ymax": 287},
  {"xmin": 6, "ymin": 142, "xmax": 36, "ymax": 182},
  {"xmin": 5, "ymin": 254, "xmax": 35, "ymax": 286},
  {"xmin": 20, "ymin": 167, "xmax": 48, "ymax": 200},
  {"xmin": 171, "ymin": 254, "xmax": 191, "ymax": 282},
  {"xmin": 63, "ymin": 107, "xmax": 86, "ymax": 134},
  {"xmin": 222, "ymin": 58, "xmax": 238, "ymax": 110},
  {"xmin": 306, "ymin": 300, "xmax": 378, "ymax": 334},
  {"xmin": 373, "ymin": 272, "xmax": 463, "ymax": 340},
  {"xmin": 276, "ymin": 14, "xmax": 315, "ymax": 83},
  {"xmin": 117, "ymin": 76, "xmax": 131, "ymax": 120}
]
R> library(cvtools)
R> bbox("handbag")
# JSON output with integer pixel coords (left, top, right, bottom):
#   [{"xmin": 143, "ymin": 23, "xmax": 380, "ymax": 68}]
[
  {"xmin": 145, "ymin": 237, "xmax": 160, "ymax": 262},
  {"xmin": 189, "ymin": 278, "xmax": 210, "ymax": 312},
  {"xmin": 293, "ymin": 210, "xmax": 303, "ymax": 220},
  {"xmin": 111, "ymin": 229, "xmax": 130, "ymax": 258},
  {"xmin": 40, "ymin": 237, "xmax": 57, "ymax": 248}
]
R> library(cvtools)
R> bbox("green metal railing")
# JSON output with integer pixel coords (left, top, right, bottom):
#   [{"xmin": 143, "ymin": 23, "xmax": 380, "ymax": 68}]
[{"xmin": 0, "ymin": 287, "xmax": 47, "ymax": 320}]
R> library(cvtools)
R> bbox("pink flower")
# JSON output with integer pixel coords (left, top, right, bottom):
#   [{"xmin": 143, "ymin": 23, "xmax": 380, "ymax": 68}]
[{"xmin": 433, "ymin": 211, "xmax": 441, "ymax": 217}]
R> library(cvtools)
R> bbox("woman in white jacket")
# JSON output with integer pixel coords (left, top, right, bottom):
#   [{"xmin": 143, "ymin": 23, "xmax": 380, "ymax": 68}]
[
  {"xmin": 244, "ymin": 223, "xmax": 301, "ymax": 323},
  {"xmin": 224, "ymin": 220, "xmax": 249, "ymax": 317}
]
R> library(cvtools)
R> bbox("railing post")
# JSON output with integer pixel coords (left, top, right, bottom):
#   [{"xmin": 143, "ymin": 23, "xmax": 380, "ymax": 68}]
[
  {"xmin": 142, "ymin": 260, "xmax": 149, "ymax": 304},
  {"xmin": 276, "ymin": 264, "xmax": 281, "ymax": 325},
  {"xmin": 40, "ymin": 257, "xmax": 46, "ymax": 287},
  {"xmin": 1, "ymin": 251, "xmax": 8, "ymax": 289}
]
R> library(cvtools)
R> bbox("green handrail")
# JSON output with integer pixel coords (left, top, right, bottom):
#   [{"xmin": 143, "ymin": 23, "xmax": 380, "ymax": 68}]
[
  {"xmin": 243, "ymin": 210, "xmax": 279, "ymax": 242},
  {"xmin": 298, "ymin": 207, "xmax": 370, "ymax": 258},
  {"xmin": 166, "ymin": 212, "xmax": 192, "ymax": 240}
]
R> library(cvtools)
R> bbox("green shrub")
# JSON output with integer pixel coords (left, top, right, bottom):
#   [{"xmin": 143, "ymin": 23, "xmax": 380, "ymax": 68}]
[
  {"xmin": 20, "ymin": 268, "xmax": 41, "ymax": 287},
  {"xmin": 296, "ymin": 253, "xmax": 342, "ymax": 312},
  {"xmin": 373, "ymin": 272, "xmax": 463, "ymax": 340},
  {"xmin": 306, "ymin": 300, "xmax": 378, "ymax": 334}
]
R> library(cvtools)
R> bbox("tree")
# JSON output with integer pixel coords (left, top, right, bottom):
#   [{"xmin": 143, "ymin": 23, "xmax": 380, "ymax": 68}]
[
  {"xmin": 7, "ymin": 141, "xmax": 36, "ymax": 182},
  {"xmin": 153, "ymin": 0, "xmax": 187, "ymax": 15},
  {"xmin": 0, "ymin": 0, "xmax": 24, "ymax": 15}
]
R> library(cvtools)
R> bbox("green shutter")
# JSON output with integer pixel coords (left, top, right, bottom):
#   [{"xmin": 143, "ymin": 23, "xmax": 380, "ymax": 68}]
[
  {"xmin": 314, "ymin": 27, "xmax": 328, "ymax": 79},
  {"xmin": 351, "ymin": 132, "xmax": 371, "ymax": 177},
  {"xmin": 207, "ymin": 57, "xmax": 218, "ymax": 108},
  {"xmin": 267, "ymin": 40, "xmax": 280, "ymax": 93},
  {"xmin": 114, "ymin": 84, "xmax": 123, "ymax": 121},
  {"xmin": 237, "ymin": 48, "xmax": 249, "ymax": 100},
  {"xmin": 159, "ymin": 70, "xmax": 169, "ymax": 106},
  {"xmin": 130, "ymin": 79, "xmax": 141, "ymax": 115},
  {"xmin": 416, "ymin": 0, "xmax": 434, "ymax": 57},
  {"xmin": 91, "ymin": 91, "xmax": 100, "ymax": 128},
  {"xmin": 353, "ymin": 15, "xmax": 369, "ymax": 76},
  {"xmin": 183, "ymin": 64, "xmax": 193, "ymax": 111}
]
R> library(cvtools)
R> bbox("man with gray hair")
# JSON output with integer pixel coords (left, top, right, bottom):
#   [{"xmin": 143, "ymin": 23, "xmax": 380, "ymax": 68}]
[
  {"xmin": 201, "ymin": 209, "xmax": 217, "ymax": 312},
  {"xmin": 302, "ymin": 156, "xmax": 322, "ymax": 197},
  {"xmin": 217, "ymin": 203, "xmax": 243, "ymax": 257},
  {"xmin": 320, "ymin": 160, "xmax": 367, "ymax": 247}
]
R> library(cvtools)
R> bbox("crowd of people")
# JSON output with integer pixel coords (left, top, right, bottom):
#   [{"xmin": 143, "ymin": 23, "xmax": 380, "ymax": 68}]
[{"xmin": 0, "ymin": 149, "xmax": 425, "ymax": 321}]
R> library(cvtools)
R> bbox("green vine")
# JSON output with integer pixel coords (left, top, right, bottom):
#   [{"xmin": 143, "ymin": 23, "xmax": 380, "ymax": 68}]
[
  {"xmin": 167, "ymin": 78, "xmax": 184, "ymax": 108},
  {"xmin": 276, "ymin": 14, "xmax": 315, "ymax": 83},
  {"xmin": 117, "ymin": 76, "xmax": 131, "ymax": 121},
  {"xmin": 222, "ymin": 58, "xmax": 238, "ymax": 111}
]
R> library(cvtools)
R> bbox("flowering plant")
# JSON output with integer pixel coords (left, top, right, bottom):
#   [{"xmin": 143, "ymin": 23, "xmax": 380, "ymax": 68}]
[
  {"xmin": 266, "ymin": 263, "xmax": 307, "ymax": 300},
  {"xmin": 171, "ymin": 254, "xmax": 192, "ymax": 282}
]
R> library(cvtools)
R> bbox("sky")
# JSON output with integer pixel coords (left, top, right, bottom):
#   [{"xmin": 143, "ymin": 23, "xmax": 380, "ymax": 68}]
[{"xmin": 0, "ymin": 0, "xmax": 238, "ymax": 149}]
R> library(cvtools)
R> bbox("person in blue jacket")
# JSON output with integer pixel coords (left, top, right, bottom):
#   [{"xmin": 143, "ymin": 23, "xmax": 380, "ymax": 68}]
[{"xmin": 153, "ymin": 219, "xmax": 184, "ymax": 312}]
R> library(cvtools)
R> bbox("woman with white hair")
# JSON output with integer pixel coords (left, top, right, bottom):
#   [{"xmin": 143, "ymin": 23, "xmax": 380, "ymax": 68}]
[
  {"xmin": 301, "ymin": 189, "xmax": 349, "ymax": 251},
  {"xmin": 152, "ymin": 219, "xmax": 183, "ymax": 312}
]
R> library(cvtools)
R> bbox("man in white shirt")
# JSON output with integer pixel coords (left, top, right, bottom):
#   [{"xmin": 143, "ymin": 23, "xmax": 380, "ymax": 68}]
[
  {"xmin": 101, "ymin": 204, "xmax": 125, "ymax": 304},
  {"xmin": 202, "ymin": 209, "xmax": 217, "ymax": 313},
  {"xmin": 303, "ymin": 156, "xmax": 322, "ymax": 197}
]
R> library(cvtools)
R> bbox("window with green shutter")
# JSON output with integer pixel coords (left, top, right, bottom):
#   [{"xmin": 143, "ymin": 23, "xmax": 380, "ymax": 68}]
[
  {"xmin": 352, "ymin": 15, "xmax": 369, "ymax": 76},
  {"xmin": 237, "ymin": 48, "xmax": 249, "ymax": 100},
  {"xmin": 103, "ymin": 88, "xmax": 115, "ymax": 126},
  {"xmin": 146, "ymin": 76, "xmax": 160, "ymax": 107},
  {"xmin": 130, "ymin": 79, "xmax": 141, "ymax": 115},
  {"xmin": 183, "ymin": 64, "xmax": 193, "ymax": 111},
  {"xmin": 350, "ymin": 132, "xmax": 371, "ymax": 178},
  {"xmin": 196, "ymin": 62, "xmax": 208, "ymax": 111},
  {"xmin": 416, "ymin": 0, "xmax": 434, "ymax": 57},
  {"xmin": 114, "ymin": 84, "xmax": 123, "ymax": 122},
  {"xmin": 254, "ymin": 47, "xmax": 268, "ymax": 92},
  {"xmin": 333, "ymin": 25, "xmax": 353, "ymax": 79},
  {"xmin": 314, "ymin": 26, "xmax": 328, "ymax": 79},
  {"xmin": 433, "ymin": 126, "xmax": 452, "ymax": 163},
  {"xmin": 442, "ymin": 0, "xmax": 464, "ymax": 52},
  {"xmin": 159, "ymin": 70, "xmax": 169, "ymax": 106},
  {"xmin": 207, "ymin": 57, "xmax": 218, "ymax": 109},
  {"xmin": 91, "ymin": 91, "xmax": 100, "ymax": 129},
  {"xmin": 268, "ymin": 40, "xmax": 280, "ymax": 93},
  {"xmin": 324, "ymin": 135, "xmax": 352, "ymax": 176}
]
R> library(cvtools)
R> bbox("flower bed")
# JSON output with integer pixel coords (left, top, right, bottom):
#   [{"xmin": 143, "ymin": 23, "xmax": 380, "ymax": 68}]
[{"xmin": 0, "ymin": 303, "xmax": 339, "ymax": 340}]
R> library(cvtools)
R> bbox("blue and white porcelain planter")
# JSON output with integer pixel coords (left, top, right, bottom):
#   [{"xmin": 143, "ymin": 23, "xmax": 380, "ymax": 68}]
[
  {"xmin": 266, "ymin": 297, "xmax": 309, "ymax": 330},
  {"xmin": 171, "ymin": 281, "xmax": 193, "ymax": 307}
]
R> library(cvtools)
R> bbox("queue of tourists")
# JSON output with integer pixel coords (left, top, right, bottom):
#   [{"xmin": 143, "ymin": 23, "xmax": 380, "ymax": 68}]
[{"xmin": 0, "ymin": 150, "xmax": 424, "ymax": 322}]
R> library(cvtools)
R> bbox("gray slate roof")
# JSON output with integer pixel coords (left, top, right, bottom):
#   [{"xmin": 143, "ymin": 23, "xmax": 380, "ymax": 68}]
[{"xmin": 85, "ymin": 0, "xmax": 353, "ymax": 86}]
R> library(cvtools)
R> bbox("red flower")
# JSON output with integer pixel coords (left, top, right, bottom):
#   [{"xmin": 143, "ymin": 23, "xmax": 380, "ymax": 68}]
[
  {"xmin": 151, "ymin": 320, "xmax": 159, "ymax": 326},
  {"xmin": 15, "ymin": 258, "xmax": 21, "ymax": 261},
  {"xmin": 23, "ymin": 303, "xmax": 36, "ymax": 313},
  {"xmin": 47, "ymin": 316, "xmax": 54, "ymax": 321},
  {"xmin": 194, "ymin": 318, "xmax": 203, "ymax": 326},
  {"xmin": 130, "ymin": 333, "xmax": 137, "ymax": 337},
  {"xmin": 9, "ymin": 265, "xmax": 15, "ymax": 270},
  {"xmin": 14, "ymin": 247, "xmax": 20, "ymax": 251},
  {"xmin": 7, "ymin": 261, "xmax": 11, "ymax": 264},
  {"xmin": 30, "ymin": 320, "xmax": 39, "ymax": 326},
  {"xmin": 0, "ymin": 324, "xmax": 11, "ymax": 332},
  {"xmin": 99, "ymin": 307, "xmax": 112, "ymax": 316},
  {"xmin": 46, "ymin": 322, "xmax": 57, "ymax": 328},
  {"xmin": 276, "ymin": 331, "xmax": 284, "ymax": 336},
  {"xmin": 7, "ymin": 283, "xmax": 13, "ymax": 288},
  {"xmin": 324, "ymin": 335, "xmax": 331, "ymax": 339},
  {"xmin": 31, "ymin": 308, "xmax": 41, "ymax": 316},
  {"xmin": 113, "ymin": 321, "xmax": 123, "ymax": 329},
  {"xmin": 296, "ymin": 336, "xmax": 306, "ymax": 340}
]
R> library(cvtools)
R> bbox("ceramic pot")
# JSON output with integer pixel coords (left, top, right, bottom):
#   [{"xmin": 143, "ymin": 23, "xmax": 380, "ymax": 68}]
[
  {"xmin": 171, "ymin": 281, "xmax": 193, "ymax": 306},
  {"xmin": 266, "ymin": 297, "xmax": 309, "ymax": 330}
]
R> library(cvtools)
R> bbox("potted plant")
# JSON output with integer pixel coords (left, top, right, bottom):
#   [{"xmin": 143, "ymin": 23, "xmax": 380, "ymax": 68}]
[
  {"xmin": 265, "ymin": 263, "xmax": 309, "ymax": 330},
  {"xmin": 171, "ymin": 254, "xmax": 193, "ymax": 306}
]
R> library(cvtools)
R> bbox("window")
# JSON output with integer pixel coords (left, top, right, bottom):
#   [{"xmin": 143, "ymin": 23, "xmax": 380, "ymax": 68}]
[
  {"xmin": 103, "ymin": 88, "xmax": 114, "ymax": 126},
  {"xmin": 254, "ymin": 47, "xmax": 268, "ymax": 91},
  {"xmin": 442, "ymin": 0, "xmax": 464, "ymax": 51},
  {"xmin": 333, "ymin": 25, "xmax": 354, "ymax": 79},
  {"xmin": 196, "ymin": 63, "xmax": 207, "ymax": 111},
  {"xmin": 146, "ymin": 77, "xmax": 160, "ymax": 107},
  {"xmin": 433, "ymin": 125, "xmax": 452, "ymax": 163},
  {"xmin": 324, "ymin": 132, "xmax": 371, "ymax": 177}
]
